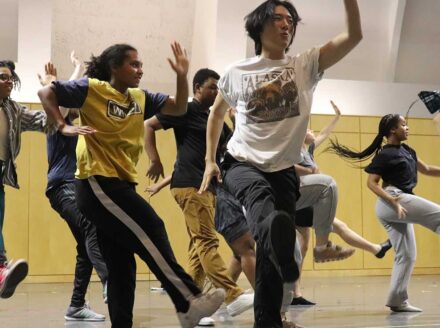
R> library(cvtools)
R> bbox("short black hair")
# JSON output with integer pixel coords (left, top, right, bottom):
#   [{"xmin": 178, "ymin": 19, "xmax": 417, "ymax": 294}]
[
  {"xmin": 0, "ymin": 60, "xmax": 21, "ymax": 90},
  {"xmin": 192, "ymin": 68, "xmax": 220, "ymax": 94},
  {"xmin": 245, "ymin": 0, "xmax": 301, "ymax": 55},
  {"xmin": 85, "ymin": 44, "xmax": 137, "ymax": 81}
]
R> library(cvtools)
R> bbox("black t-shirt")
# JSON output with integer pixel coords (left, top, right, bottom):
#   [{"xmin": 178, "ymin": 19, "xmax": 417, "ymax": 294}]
[
  {"xmin": 156, "ymin": 100, "xmax": 232, "ymax": 191},
  {"xmin": 365, "ymin": 143, "xmax": 418, "ymax": 194}
]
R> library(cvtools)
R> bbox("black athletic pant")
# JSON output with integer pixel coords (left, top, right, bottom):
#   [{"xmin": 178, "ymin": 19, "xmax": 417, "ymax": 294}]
[
  {"xmin": 75, "ymin": 176, "xmax": 201, "ymax": 328},
  {"xmin": 221, "ymin": 154, "xmax": 299, "ymax": 328},
  {"xmin": 47, "ymin": 182, "xmax": 108, "ymax": 308}
]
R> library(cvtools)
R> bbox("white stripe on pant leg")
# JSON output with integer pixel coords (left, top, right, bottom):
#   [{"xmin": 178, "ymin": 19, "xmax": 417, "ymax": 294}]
[{"xmin": 88, "ymin": 177, "xmax": 193, "ymax": 299}]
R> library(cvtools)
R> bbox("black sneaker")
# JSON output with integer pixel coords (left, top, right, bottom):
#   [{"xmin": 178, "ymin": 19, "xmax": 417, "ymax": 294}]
[
  {"xmin": 291, "ymin": 296, "xmax": 316, "ymax": 306},
  {"xmin": 375, "ymin": 239, "xmax": 392, "ymax": 259}
]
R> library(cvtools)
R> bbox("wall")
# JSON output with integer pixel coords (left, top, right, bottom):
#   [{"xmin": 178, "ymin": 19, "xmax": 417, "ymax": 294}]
[{"xmin": 3, "ymin": 109, "xmax": 439, "ymax": 282}]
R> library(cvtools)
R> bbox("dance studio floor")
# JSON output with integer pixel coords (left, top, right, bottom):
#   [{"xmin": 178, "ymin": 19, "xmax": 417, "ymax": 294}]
[{"xmin": 1, "ymin": 275, "xmax": 440, "ymax": 327}]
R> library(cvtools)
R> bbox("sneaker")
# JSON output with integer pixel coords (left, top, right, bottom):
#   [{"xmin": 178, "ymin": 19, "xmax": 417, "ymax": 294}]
[
  {"xmin": 390, "ymin": 301, "xmax": 422, "ymax": 313},
  {"xmin": 103, "ymin": 281, "xmax": 108, "ymax": 304},
  {"xmin": 375, "ymin": 239, "xmax": 392, "ymax": 259},
  {"xmin": 313, "ymin": 241, "xmax": 355, "ymax": 263},
  {"xmin": 198, "ymin": 316, "xmax": 215, "ymax": 326},
  {"xmin": 291, "ymin": 296, "xmax": 316, "ymax": 306},
  {"xmin": 0, "ymin": 259, "xmax": 28, "ymax": 299},
  {"xmin": 177, "ymin": 288, "xmax": 225, "ymax": 328},
  {"xmin": 267, "ymin": 211, "xmax": 299, "ymax": 282},
  {"xmin": 226, "ymin": 291, "xmax": 254, "ymax": 316},
  {"xmin": 64, "ymin": 303, "xmax": 106, "ymax": 321}
]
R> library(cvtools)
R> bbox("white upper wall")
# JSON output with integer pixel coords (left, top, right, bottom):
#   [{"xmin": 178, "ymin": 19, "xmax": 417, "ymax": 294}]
[
  {"xmin": 8, "ymin": 0, "xmax": 440, "ymax": 118},
  {"xmin": 51, "ymin": 0, "xmax": 196, "ymax": 95}
]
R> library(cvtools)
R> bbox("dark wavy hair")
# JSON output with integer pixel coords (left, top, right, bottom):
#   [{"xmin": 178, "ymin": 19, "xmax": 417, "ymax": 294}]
[
  {"xmin": 85, "ymin": 44, "xmax": 137, "ymax": 81},
  {"xmin": 0, "ymin": 60, "xmax": 21, "ymax": 90},
  {"xmin": 245, "ymin": 0, "xmax": 301, "ymax": 56},
  {"xmin": 328, "ymin": 114, "xmax": 402, "ymax": 163}
]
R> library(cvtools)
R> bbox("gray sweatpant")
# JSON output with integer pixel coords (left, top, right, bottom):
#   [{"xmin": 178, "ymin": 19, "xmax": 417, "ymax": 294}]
[
  {"xmin": 375, "ymin": 186, "xmax": 440, "ymax": 307},
  {"xmin": 296, "ymin": 173, "xmax": 338, "ymax": 237}
]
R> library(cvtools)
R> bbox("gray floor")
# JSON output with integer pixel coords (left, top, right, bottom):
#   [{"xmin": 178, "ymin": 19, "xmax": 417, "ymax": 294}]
[{"xmin": 1, "ymin": 275, "xmax": 440, "ymax": 327}]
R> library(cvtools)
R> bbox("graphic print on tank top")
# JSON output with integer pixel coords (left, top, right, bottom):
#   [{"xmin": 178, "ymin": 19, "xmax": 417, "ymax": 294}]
[
  {"xmin": 107, "ymin": 99, "xmax": 141, "ymax": 120},
  {"xmin": 242, "ymin": 67, "xmax": 299, "ymax": 124}
]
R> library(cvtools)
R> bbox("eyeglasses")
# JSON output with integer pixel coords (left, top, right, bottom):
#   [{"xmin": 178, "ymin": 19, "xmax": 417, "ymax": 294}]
[{"xmin": 0, "ymin": 74, "xmax": 14, "ymax": 82}]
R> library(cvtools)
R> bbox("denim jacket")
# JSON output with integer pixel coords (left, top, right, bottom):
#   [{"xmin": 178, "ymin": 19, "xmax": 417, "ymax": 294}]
[{"xmin": 0, "ymin": 99, "xmax": 47, "ymax": 189}]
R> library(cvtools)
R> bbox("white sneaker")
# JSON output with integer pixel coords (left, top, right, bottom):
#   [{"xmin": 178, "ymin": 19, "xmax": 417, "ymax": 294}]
[
  {"xmin": 64, "ymin": 303, "xmax": 106, "ymax": 321},
  {"xmin": 198, "ymin": 316, "xmax": 215, "ymax": 326},
  {"xmin": 177, "ymin": 288, "xmax": 225, "ymax": 328},
  {"xmin": 226, "ymin": 292, "xmax": 254, "ymax": 317},
  {"xmin": 390, "ymin": 301, "xmax": 422, "ymax": 313}
]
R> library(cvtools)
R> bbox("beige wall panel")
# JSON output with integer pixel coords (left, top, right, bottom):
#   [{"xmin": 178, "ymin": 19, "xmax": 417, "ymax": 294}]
[
  {"xmin": 360, "ymin": 117, "xmax": 381, "ymax": 134},
  {"xmin": 407, "ymin": 134, "xmax": 440, "ymax": 268},
  {"xmin": 311, "ymin": 115, "xmax": 360, "ymax": 133},
  {"xmin": 360, "ymin": 133, "xmax": 394, "ymax": 269},
  {"xmin": 27, "ymin": 131, "xmax": 78, "ymax": 275},
  {"xmin": 3, "ymin": 132, "xmax": 31, "ymax": 262},
  {"xmin": 312, "ymin": 132, "xmax": 364, "ymax": 270}
]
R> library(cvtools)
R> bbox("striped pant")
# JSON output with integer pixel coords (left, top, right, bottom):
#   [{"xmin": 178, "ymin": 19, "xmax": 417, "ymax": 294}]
[{"xmin": 75, "ymin": 176, "xmax": 201, "ymax": 328}]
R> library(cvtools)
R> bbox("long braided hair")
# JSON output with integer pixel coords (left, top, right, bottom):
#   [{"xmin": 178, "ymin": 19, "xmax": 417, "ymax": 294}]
[{"xmin": 327, "ymin": 114, "xmax": 401, "ymax": 163}]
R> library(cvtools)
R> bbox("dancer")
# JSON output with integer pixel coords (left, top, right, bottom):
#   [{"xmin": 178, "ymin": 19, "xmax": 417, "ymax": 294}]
[
  {"xmin": 292, "ymin": 101, "xmax": 392, "ymax": 306},
  {"xmin": 38, "ymin": 42, "xmax": 224, "ymax": 328},
  {"xmin": 0, "ymin": 60, "xmax": 44, "ymax": 298},
  {"xmin": 329, "ymin": 114, "xmax": 440, "ymax": 312},
  {"xmin": 199, "ymin": 0, "xmax": 362, "ymax": 326},
  {"xmin": 144, "ymin": 68, "xmax": 253, "ymax": 323},
  {"xmin": 38, "ymin": 54, "xmax": 108, "ymax": 321}
]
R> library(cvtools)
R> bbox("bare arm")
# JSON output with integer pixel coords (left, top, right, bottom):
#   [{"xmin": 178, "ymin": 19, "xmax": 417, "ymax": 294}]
[
  {"xmin": 69, "ymin": 50, "xmax": 85, "ymax": 80},
  {"xmin": 144, "ymin": 116, "xmax": 165, "ymax": 182},
  {"xmin": 160, "ymin": 41, "xmax": 189, "ymax": 116},
  {"xmin": 37, "ymin": 85, "xmax": 95, "ymax": 136},
  {"xmin": 314, "ymin": 100, "xmax": 341, "ymax": 148},
  {"xmin": 367, "ymin": 173, "xmax": 407, "ymax": 219},
  {"xmin": 294, "ymin": 164, "xmax": 318, "ymax": 176},
  {"xmin": 145, "ymin": 175, "xmax": 172, "ymax": 196},
  {"xmin": 318, "ymin": 0, "xmax": 362, "ymax": 73},
  {"xmin": 198, "ymin": 93, "xmax": 230, "ymax": 193},
  {"xmin": 417, "ymin": 158, "xmax": 440, "ymax": 177}
]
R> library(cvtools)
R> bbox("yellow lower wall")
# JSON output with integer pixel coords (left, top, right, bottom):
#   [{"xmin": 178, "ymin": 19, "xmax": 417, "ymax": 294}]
[{"xmin": 3, "ymin": 107, "xmax": 440, "ymax": 282}]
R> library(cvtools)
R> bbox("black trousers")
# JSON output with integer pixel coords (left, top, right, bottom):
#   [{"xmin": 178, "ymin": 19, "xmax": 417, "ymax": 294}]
[
  {"xmin": 75, "ymin": 176, "xmax": 201, "ymax": 328},
  {"xmin": 221, "ymin": 154, "xmax": 299, "ymax": 328},
  {"xmin": 47, "ymin": 182, "xmax": 108, "ymax": 308}
]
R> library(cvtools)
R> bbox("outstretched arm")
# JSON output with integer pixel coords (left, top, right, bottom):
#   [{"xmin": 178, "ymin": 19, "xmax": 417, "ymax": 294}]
[
  {"xmin": 318, "ymin": 0, "xmax": 362, "ymax": 73},
  {"xmin": 145, "ymin": 175, "xmax": 172, "ymax": 196},
  {"xmin": 144, "ymin": 116, "xmax": 165, "ymax": 183},
  {"xmin": 160, "ymin": 41, "xmax": 189, "ymax": 116},
  {"xmin": 69, "ymin": 50, "xmax": 85, "ymax": 80},
  {"xmin": 417, "ymin": 158, "xmax": 440, "ymax": 177},
  {"xmin": 314, "ymin": 100, "xmax": 341, "ymax": 148}
]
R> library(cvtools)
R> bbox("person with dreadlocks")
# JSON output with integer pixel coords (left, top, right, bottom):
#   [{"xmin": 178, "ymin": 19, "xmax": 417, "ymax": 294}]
[
  {"xmin": 0, "ymin": 60, "xmax": 46, "ymax": 298},
  {"xmin": 38, "ymin": 42, "xmax": 224, "ymax": 328},
  {"xmin": 329, "ymin": 114, "xmax": 440, "ymax": 313}
]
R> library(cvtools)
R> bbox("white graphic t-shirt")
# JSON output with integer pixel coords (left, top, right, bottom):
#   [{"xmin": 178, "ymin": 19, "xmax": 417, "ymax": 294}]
[{"xmin": 218, "ymin": 47, "xmax": 322, "ymax": 172}]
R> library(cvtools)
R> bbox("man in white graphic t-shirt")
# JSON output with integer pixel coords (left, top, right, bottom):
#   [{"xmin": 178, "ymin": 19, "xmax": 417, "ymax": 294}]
[{"xmin": 199, "ymin": 1, "xmax": 363, "ymax": 327}]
